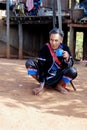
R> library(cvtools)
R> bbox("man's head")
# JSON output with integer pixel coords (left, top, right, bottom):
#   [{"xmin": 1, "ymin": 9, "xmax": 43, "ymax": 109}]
[
  {"xmin": 49, "ymin": 27, "xmax": 64, "ymax": 38},
  {"xmin": 49, "ymin": 28, "xmax": 64, "ymax": 50}
]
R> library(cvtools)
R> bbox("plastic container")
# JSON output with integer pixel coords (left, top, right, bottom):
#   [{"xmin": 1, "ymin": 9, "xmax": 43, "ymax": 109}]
[{"xmin": 56, "ymin": 49, "xmax": 63, "ymax": 57}]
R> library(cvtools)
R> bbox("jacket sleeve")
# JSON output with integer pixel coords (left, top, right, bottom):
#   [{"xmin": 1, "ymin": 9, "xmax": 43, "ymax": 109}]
[{"xmin": 63, "ymin": 44, "xmax": 74, "ymax": 67}]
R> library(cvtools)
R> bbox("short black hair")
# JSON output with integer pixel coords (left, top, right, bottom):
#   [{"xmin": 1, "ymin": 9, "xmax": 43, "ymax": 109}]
[{"xmin": 49, "ymin": 27, "xmax": 64, "ymax": 38}]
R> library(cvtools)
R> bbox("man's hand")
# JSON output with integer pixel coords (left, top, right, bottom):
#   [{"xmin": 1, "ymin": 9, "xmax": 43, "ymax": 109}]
[
  {"xmin": 32, "ymin": 84, "xmax": 44, "ymax": 95},
  {"xmin": 63, "ymin": 51, "xmax": 69, "ymax": 61}
]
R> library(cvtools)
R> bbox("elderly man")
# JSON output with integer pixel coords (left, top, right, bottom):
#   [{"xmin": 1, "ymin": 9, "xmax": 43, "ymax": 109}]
[{"xmin": 26, "ymin": 28, "xmax": 77, "ymax": 95}]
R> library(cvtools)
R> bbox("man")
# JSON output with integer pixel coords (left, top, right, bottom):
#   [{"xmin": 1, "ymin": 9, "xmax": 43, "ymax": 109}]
[{"xmin": 25, "ymin": 28, "xmax": 77, "ymax": 95}]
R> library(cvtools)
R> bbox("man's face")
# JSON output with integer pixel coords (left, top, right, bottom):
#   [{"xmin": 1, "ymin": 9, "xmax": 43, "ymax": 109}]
[{"xmin": 49, "ymin": 33, "xmax": 63, "ymax": 50}]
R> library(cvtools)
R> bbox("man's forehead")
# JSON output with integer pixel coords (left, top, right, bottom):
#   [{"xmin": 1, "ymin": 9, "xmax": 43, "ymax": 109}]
[{"xmin": 50, "ymin": 33, "xmax": 62, "ymax": 39}]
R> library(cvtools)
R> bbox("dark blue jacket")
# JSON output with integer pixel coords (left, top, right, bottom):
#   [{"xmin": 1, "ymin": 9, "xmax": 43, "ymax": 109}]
[{"xmin": 38, "ymin": 43, "xmax": 74, "ymax": 84}]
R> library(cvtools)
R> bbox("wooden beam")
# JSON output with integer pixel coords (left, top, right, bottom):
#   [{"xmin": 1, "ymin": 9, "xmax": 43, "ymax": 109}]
[
  {"xmin": 69, "ymin": 26, "xmax": 76, "ymax": 58},
  {"xmin": 18, "ymin": 23, "xmax": 23, "ymax": 59},
  {"xmin": 6, "ymin": 0, "xmax": 10, "ymax": 58},
  {"xmin": 68, "ymin": 23, "xmax": 87, "ymax": 28}
]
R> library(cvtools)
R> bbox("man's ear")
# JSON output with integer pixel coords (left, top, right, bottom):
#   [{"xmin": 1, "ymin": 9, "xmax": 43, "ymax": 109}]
[{"xmin": 61, "ymin": 37, "xmax": 63, "ymax": 43}]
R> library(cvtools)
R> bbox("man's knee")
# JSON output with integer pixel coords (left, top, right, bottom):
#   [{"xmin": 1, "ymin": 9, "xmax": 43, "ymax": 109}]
[
  {"xmin": 63, "ymin": 67, "xmax": 77, "ymax": 79},
  {"xmin": 25, "ymin": 58, "xmax": 38, "ymax": 69},
  {"xmin": 70, "ymin": 67, "xmax": 77, "ymax": 79}
]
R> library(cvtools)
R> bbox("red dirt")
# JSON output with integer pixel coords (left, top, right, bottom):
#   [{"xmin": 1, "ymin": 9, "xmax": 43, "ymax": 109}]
[{"xmin": 0, "ymin": 58, "xmax": 87, "ymax": 130}]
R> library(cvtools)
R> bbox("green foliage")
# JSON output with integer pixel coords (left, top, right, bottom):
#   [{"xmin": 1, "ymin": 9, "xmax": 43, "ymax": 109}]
[
  {"xmin": 68, "ymin": 32, "xmax": 83, "ymax": 60},
  {"xmin": 76, "ymin": 32, "xmax": 83, "ymax": 60}
]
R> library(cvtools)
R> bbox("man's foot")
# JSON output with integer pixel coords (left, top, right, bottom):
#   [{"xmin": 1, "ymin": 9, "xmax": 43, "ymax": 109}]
[
  {"xmin": 55, "ymin": 85, "xmax": 68, "ymax": 94},
  {"xmin": 32, "ymin": 87, "xmax": 44, "ymax": 95},
  {"xmin": 55, "ymin": 80, "xmax": 70, "ymax": 94}
]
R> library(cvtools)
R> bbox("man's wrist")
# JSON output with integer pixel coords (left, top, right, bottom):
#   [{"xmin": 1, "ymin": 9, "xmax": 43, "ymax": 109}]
[{"xmin": 40, "ymin": 82, "xmax": 45, "ymax": 88}]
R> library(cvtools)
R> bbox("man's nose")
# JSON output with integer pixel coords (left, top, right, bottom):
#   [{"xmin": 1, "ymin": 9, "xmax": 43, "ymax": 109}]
[{"xmin": 52, "ymin": 41, "xmax": 56, "ymax": 44}]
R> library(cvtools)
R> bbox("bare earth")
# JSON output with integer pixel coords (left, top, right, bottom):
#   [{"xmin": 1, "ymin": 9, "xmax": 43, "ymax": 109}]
[{"xmin": 0, "ymin": 58, "xmax": 87, "ymax": 130}]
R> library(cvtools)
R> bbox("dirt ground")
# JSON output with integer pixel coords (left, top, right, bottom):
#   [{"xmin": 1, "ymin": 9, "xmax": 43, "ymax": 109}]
[{"xmin": 0, "ymin": 58, "xmax": 87, "ymax": 130}]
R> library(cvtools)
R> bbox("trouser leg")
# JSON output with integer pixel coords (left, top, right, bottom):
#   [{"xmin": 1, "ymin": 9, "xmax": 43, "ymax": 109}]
[
  {"xmin": 63, "ymin": 67, "xmax": 77, "ymax": 82},
  {"xmin": 25, "ymin": 58, "xmax": 38, "ymax": 69},
  {"xmin": 25, "ymin": 58, "xmax": 39, "ymax": 80},
  {"xmin": 55, "ymin": 67, "xmax": 77, "ymax": 93}
]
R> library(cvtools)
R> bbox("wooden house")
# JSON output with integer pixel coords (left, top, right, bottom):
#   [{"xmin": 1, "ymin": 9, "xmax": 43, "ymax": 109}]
[{"xmin": 0, "ymin": 0, "xmax": 87, "ymax": 60}]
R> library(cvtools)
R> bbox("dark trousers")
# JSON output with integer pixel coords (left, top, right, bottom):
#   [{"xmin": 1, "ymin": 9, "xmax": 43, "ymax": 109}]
[{"xmin": 25, "ymin": 58, "xmax": 77, "ymax": 86}]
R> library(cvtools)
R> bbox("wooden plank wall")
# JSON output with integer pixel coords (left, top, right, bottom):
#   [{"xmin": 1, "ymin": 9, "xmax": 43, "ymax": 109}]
[
  {"xmin": 0, "ymin": 22, "xmax": 52, "ymax": 58},
  {"xmin": 23, "ymin": 24, "xmax": 52, "ymax": 57},
  {"xmin": 42, "ymin": 0, "xmax": 69, "ymax": 11}
]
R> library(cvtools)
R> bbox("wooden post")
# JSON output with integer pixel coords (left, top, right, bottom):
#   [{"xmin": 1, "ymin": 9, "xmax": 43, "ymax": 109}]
[
  {"xmin": 83, "ymin": 31, "xmax": 87, "ymax": 60},
  {"xmin": 6, "ymin": 0, "xmax": 10, "ymax": 58},
  {"xmin": 18, "ymin": 23, "xmax": 23, "ymax": 59},
  {"xmin": 63, "ymin": 26, "xmax": 68, "ymax": 45},
  {"xmin": 70, "ymin": 0, "xmax": 76, "ymax": 19},
  {"xmin": 69, "ymin": 26, "xmax": 76, "ymax": 58},
  {"xmin": 71, "ymin": 0, "xmax": 76, "ymax": 9},
  {"xmin": 52, "ymin": 0, "xmax": 56, "ymax": 28},
  {"xmin": 57, "ymin": 0, "xmax": 62, "ymax": 31}
]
